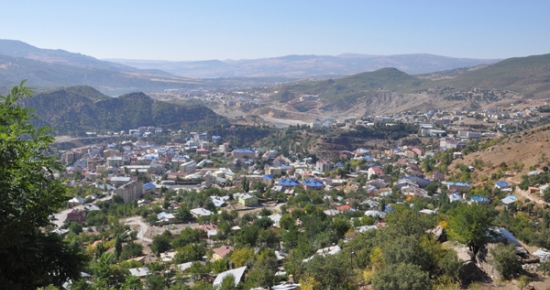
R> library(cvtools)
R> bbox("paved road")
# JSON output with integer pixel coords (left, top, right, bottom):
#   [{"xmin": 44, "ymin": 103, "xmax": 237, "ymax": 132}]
[{"xmin": 54, "ymin": 135, "xmax": 117, "ymax": 143}]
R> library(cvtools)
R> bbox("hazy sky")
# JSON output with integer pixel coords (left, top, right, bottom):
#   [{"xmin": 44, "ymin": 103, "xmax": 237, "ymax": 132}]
[{"xmin": 2, "ymin": 1, "xmax": 549, "ymax": 61}]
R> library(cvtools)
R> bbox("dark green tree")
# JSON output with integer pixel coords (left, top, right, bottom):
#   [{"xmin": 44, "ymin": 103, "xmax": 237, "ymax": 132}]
[
  {"xmin": 146, "ymin": 274, "xmax": 166, "ymax": 290},
  {"xmin": 489, "ymin": 243, "xmax": 521, "ymax": 279},
  {"xmin": 447, "ymin": 203, "xmax": 497, "ymax": 261},
  {"xmin": 115, "ymin": 236, "xmax": 123, "ymax": 259},
  {"xmin": 151, "ymin": 230, "xmax": 172, "ymax": 255},
  {"xmin": 372, "ymin": 263, "xmax": 432, "ymax": 290},
  {"xmin": 241, "ymin": 176, "xmax": 250, "ymax": 193},
  {"xmin": 0, "ymin": 82, "xmax": 88, "ymax": 289}
]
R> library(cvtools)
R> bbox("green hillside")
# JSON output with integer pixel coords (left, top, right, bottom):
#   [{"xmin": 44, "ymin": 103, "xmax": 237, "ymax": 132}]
[
  {"xmin": 439, "ymin": 53, "xmax": 550, "ymax": 98},
  {"xmin": 19, "ymin": 86, "xmax": 229, "ymax": 135},
  {"xmin": 272, "ymin": 68, "xmax": 426, "ymax": 110},
  {"xmin": 272, "ymin": 53, "xmax": 550, "ymax": 111}
]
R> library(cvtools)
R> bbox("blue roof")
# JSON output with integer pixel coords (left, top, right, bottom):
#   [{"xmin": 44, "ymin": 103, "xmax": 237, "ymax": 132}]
[
  {"xmin": 263, "ymin": 174, "xmax": 273, "ymax": 180},
  {"xmin": 470, "ymin": 196, "xmax": 490, "ymax": 203},
  {"xmin": 280, "ymin": 165, "xmax": 293, "ymax": 170},
  {"xmin": 143, "ymin": 183, "xmax": 156, "ymax": 190},
  {"xmin": 278, "ymin": 178, "xmax": 300, "ymax": 187},
  {"xmin": 447, "ymin": 181, "xmax": 471, "ymax": 187},
  {"xmin": 495, "ymin": 181, "xmax": 509, "ymax": 187},
  {"xmin": 367, "ymin": 163, "xmax": 376, "ymax": 167},
  {"xmin": 302, "ymin": 179, "xmax": 324, "ymax": 187},
  {"xmin": 363, "ymin": 156, "xmax": 374, "ymax": 161},
  {"xmin": 334, "ymin": 162, "xmax": 344, "ymax": 167}
]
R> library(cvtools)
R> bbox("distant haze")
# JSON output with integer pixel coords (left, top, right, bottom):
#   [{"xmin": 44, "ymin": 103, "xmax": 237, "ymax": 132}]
[{"xmin": 106, "ymin": 54, "xmax": 500, "ymax": 78}]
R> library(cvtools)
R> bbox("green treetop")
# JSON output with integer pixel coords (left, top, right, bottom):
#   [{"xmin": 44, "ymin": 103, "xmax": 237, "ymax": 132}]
[{"xmin": 0, "ymin": 82, "xmax": 88, "ymax": 289}]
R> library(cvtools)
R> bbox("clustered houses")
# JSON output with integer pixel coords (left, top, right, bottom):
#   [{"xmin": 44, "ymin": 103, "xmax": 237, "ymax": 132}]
[{"xmin": 52, "ymin": 106, "xmax": 544, "ymax": 288}]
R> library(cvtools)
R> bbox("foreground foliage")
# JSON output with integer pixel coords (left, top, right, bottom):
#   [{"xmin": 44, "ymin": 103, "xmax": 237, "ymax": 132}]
[{"xmin": 0, "ymin": 82, "xmax": 88, "ymax": 289}]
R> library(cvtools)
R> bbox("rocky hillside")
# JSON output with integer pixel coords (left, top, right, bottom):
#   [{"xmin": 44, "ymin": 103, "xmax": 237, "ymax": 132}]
[{"xmin": 450, "ymin": 125, "xmax": 550, "ymax": 183}]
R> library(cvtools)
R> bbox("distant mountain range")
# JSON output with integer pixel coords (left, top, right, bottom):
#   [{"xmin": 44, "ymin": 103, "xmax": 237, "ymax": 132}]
[
  {"xmin": 271, "ymin": 53, "xmax": 550, "ymax": 114},
  {"xmin": 0, "ymin": 39, "xmax": 504, "ymax": 92},
  {"xmin": 0, "ymin": 40, "xmax": 204, "ymax": 94},
  {"xmin": 18, "ymin": 86, "xmax": 228, "ymax": 135},
  {"xmin": 107, "ymin": 54, "xmax": 500, "ymax": 78}
]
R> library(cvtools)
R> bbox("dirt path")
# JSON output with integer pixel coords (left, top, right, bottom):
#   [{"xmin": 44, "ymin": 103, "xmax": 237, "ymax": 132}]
[
  {"xmin": 515, "ymin": 186, "xmax": 547, "ymax": 205},
  {"xmin": 124, "ymin": 216, "xmax": 152, "ymax": 243}
]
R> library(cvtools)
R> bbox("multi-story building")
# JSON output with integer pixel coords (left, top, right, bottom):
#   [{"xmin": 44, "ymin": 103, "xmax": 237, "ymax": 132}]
[
  {"xmin": 115, "ymin": 179, "xmax": 144, "ymax": 203},
  {"xmin": 232, "ymin": 149, "xmax": 256, "ymax": 160},
  {"xmin": 106, "ymin": 156, "xmax": 124, "ymax": 167},
  {"xmin": 316, "ymin": 160, "xmax": 333, "ymax": 173}
]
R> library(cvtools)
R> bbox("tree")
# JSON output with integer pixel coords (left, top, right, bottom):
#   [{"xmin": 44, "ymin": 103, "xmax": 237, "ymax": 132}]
[
  {"xmin": 447, "ymin": 203, "xmax": 497, "ymax": 261},
  {"xmin": 241, "ymin": 176, "xmax": 249, "ymax": 193},
  {"xmin": 372, "ymin": 263, "xmax": 432, "ymax": 290},
  {"xmin": 174, "ymin": 243, "xmax": 207, "ymax": 263},
  {"xmin": 543, "ymin": 187, "xmax": 550, "ymax": 202},
  {"xmin": 115, "ymin": 236, "xmax": 123, "ymax": 259},
  {"xmin": 146, "ymin": 274, "xmax": 166, "ymax": 290},
  {"xmin": 229, "ymin": 247, "xmax": 255, "ymax": 267},
  {"xmin": 172, "ymin": 228, "xmax": 203, "ymax": 248},
  {"xmin": 489, "ymin": 243, "xmax": 521, "ymax": 279},
  {"xmin": 0, "ymin": 82, "xmax": 88, "ymax": 288},
  {"xmin": 151, "ymin": 230, "xmax": 172, "ymax": 255},
  {"xmin": 176, "ymin": 206, "xmax": 193, "ymax": 222}
]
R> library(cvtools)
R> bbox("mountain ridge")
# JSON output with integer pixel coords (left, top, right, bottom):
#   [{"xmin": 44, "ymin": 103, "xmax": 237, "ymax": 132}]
[
  {"xmin": 106, "ymin": 53, "xmax": 500, "ymax": 78},
  {"xmin": 265, "ymin": 53, "xmax": 550, "ymax": 115},
  {"xmin": 19, "ymin": 86, "xmax": 228, "ymax": 135}
]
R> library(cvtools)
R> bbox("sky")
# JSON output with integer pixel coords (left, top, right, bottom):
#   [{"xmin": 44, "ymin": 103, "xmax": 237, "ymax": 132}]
[{"xmin": 1, "ymin": 1, "xmax": 550, "ymax": 61}]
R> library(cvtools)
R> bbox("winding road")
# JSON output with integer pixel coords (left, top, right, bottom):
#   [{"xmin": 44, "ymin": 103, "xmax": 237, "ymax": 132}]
[{"xmin": 124, "ymin": 216, "xmax": 153, "ymax": 243}]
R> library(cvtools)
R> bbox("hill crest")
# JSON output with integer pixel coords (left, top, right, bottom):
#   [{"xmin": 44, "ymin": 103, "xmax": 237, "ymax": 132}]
[{"xmin": 20, "ymin": 86, "xmax": 228, "ymax": 135}]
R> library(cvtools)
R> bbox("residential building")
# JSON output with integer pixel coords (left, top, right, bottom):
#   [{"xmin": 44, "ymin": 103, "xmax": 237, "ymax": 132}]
[
  {"xmin": 232, "ymin": 149, "xmax": 256, "ymax": 160},
  {"xmin": 367, "ymin": 166, "xmax": 384, "ymax": 180},
  {"xmin": 66, "ymin": 209, "xmax": 86, "ymax": 223},
  {"xmin": 181, "ymin": 161, "xmax": 196, "ymax": 174},
  {"xmin": 302, "ymin": 179, "xmax": 325, "ymax": 190},
  {"xmin": 190, "ymin": 207, "xmax": 212, "ymax": 218},
  {"xmin": 278, "ymin": 178, "xmax": 301, "ymax": 189},
  {"xmin": 211, "ymin": 245, "xmax": 234, "ymax": 262},
  {"xmin": 110, "ymin": 176, "xmax": 131, "ymax": 187},
  {"xmin": 495, "ymin": 181, "xmax": 510, "ymax": 189},
  {"xmin": 457, "ymin": 131, "xmax": 482, "ymax": 139},
  {"xmin": 238, "ymin": 193, "xmax": 258, "ymax": 206},
  {"xmin": 213, "ymin": 266, "xmax": 247, "ymax": 288},
  {"xmin": 106, "ymin": 156, "xmax": 123, "ymax": 167},
  {"xmin": 316, "ymin": 160, "xmax": 333, "ymax": 173},
  {"xmin": 115, "ymin": 180, "xmax": 144, "ymax": 203}
]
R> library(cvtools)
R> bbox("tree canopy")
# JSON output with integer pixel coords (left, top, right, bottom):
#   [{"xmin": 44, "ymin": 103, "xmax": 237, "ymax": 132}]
[
  {"xmin": 0, "ymin": 82, "xmax": 87, "ymax": 288},
  {"xmin": 447, "ymin": 203, "xmax": 497, "ymax": 261}
]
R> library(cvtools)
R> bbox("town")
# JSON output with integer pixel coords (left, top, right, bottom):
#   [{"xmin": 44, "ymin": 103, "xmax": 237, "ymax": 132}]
[{"xmin": 47, "ymin": 103, "xmax": 550, "ymax": 289}]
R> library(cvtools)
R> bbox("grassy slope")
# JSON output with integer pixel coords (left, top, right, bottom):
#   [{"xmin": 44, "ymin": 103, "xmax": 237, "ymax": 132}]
[
  {"xmin": 438, "ymin": 53, "xmax": 550, "ymax": 97},
  {"xmin": 271, "ymin": 68, "xmax": 427, "ymax": 109},
  {"xmin": 271, "ymin": 53, "xmax": 550, "ymax": 110}
]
